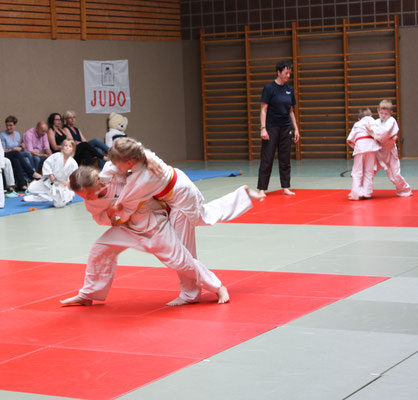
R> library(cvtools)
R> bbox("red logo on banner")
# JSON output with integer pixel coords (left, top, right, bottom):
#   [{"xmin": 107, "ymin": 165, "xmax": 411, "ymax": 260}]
[{"xmin": 90, "ymin": 90, "xmax": 127, "ymax": 108}]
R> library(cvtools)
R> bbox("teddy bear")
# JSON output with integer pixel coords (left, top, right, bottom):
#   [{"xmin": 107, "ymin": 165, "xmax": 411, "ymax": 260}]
[{"xmin": 105, "ymin": 112, "xmax": 128, "ymax": 147}]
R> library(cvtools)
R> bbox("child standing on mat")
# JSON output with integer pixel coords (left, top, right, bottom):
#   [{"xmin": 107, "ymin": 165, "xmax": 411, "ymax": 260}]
[
  {"xmin": 347, "ymin": 108, "xmax": 381, "ymax": 200},
  {"xmin": 61, "ymin": 166, "xmax": 230, "ymax": 307},
  {"xmin": 0, "ymin": 140, "xmax": 5, "ymax": 208},
  {"xmin": 371, "ymin": 99, "xmax": 412, "ymax": 197},
  {"xmin": 109, "ymin": 138, "xmax": 262, "ymax": 254},
  {"xmin": 108, "ymin": 138, "xmax": 263, "ymax": 305}
]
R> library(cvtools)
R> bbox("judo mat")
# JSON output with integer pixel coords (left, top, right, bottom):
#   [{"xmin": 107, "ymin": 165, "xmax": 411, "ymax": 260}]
[
  {"xmin": 0, "ymin": 194, "xmax": 84, "ymax": 217},
  {"xmin": 230, "ymin": 189, "xmax": 418, "ymax": 227},
  {"xmin": 183, "ymin": 169, "xmax": 242, "ymax": 181},
  {"xmin": 0, "ymin": 259, "xmax": 387, "ymax": 400}
]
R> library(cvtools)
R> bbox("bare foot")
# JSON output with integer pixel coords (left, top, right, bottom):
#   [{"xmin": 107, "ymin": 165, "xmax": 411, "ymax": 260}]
[
  {"xmin": 32, "ymin": 172, "xmax": 42, "ymax": 180},
  {"xmin": 217, "ymin": 285, "xmax": 230, "ymax": 304},
  {"xmin": 60, "ymin": 295, "xmax": 92, "ymax": 306},
  {"xmin": 244, "ymin": 185, "xmax": 265, "ymax": 202},
  {"xmin": 348, "ymin": 194, "xmax": 360, "ymax": 201},
  {"xmin": 166, "ymin": 296, "xmax": 191, "ymax": 307},
  {"xmin": 283, "ymin": 188, "xmax": 295, "ymax": 195},
  {"xmin": 397, "ymin": 191, "xmax": 413, "ymax": 197}
]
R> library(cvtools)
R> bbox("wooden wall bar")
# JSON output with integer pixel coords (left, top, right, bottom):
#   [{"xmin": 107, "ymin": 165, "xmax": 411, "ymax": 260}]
[
  {"xmin": 0, "ymin": 0, "xmax": 180, "ymax": 41},
  {"xmin": 201, "ymin": 18, "xmax": 400, "ymax": 160}
]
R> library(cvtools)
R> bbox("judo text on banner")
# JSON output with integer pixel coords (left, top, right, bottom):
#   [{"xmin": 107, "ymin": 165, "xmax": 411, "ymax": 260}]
[{"xmin": 84, "ymin": 60, "xmax": 131, "ymax": 114}]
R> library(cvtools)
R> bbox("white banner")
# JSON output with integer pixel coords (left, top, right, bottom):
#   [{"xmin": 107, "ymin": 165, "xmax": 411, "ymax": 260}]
[{"xmin": 84, "ymin": 60, "xmax": 131, "ymax": 114}]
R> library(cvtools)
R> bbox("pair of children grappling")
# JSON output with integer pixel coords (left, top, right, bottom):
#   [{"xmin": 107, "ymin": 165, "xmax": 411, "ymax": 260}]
[{"xmin": 61, "ymin": 137, "xmax": 263, "ymax": 307}]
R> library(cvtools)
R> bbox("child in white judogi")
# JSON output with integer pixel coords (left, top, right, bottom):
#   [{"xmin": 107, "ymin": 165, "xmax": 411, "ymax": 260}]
[
  {"xmin": 108, "ymin": 138, "xmax": 262, "ymax": 305},
  {"xmin": 60, "ymin": 166, "xmax": 229, "ymax": 307},
  {"xmin": 372, "ymin": 99, "xmax": 412, "ymax": 197},
  {"xmin": 0, "ymin": 140, "xmax": 5, "ymax": 208},
  {"xmin": 23, "ymin": 139, "xmax": 78, "ymax": 207},
  {"xmin": 109, "ymin": 138, "xmax": 261, "ymax": 252},
  {"xmin": 347, "ymin": 108, "xmax": 381, "ymax": 200}
]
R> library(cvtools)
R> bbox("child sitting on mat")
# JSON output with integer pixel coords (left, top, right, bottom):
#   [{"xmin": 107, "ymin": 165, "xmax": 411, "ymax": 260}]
[
  {"xmin": 23, "ymin": 139, "xmax": 78, "ymax": 207},
  {"xmin": 370, "ymin": 99, "xmax": 412, "ymax": 197},
  {"xmin": 347, "ymin": 108, "xmax": 382, "ymax": 200}
]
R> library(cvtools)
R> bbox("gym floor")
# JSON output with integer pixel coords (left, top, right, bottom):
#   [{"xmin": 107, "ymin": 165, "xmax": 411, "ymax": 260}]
[{"xmin": 0, "ymin": 159, "xmax": 417, "ymax": 400}]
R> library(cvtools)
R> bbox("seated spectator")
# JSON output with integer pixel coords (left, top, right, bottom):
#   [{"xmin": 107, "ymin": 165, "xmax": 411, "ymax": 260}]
[
  {"xmin": 63, "ymin": 110, "xmax": 107, "ymax": 167},
  {"xmin": 1, "ymin": 115, "xmax": 36, "ymax": 170},
  {"xmin": 0, "ymin": 115, "xmax": 41, "ymax": 191},
  {"xmin": 23, "ymin": 121, "xmax": 52, "ymax": 172},
  {"xmin": 47, "ymin": 113, "xmax": 69, "ymax": 153},
  {"xmin": 23, "ymin": 139, "xmax": 78, "ymax": 207}
]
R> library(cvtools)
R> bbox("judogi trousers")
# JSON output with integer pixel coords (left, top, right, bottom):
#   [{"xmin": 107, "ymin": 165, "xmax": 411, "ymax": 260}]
[
  {"xmin": 0, "ymin": 172, "xmax": 4, "ymax": 208},
  {"xmin": 257, "ymin": 125, "xmax": 293, "ymax": 190},
  {"xmin": 350, "ymin": 152, "xmax": 376, "ymax": 199},
  {"xmin": 376, "ymin": 146, "xmax": 412, "ymax": 196},
  {"xmin": 78, "ymin": 219, "xmax": 222, "ymax": 302},
  {"xmin": 169, "ymin": 184, "xmax": 253, "ymax": 300}
]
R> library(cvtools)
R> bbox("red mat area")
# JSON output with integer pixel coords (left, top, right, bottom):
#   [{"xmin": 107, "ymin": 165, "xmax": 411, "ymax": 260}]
[
  {"xmin": 0, "ymin": 260, "xmax": 388, "ymax": 399},
  {"xmin": 230, "ymin": 189, "xmax": 418, "ymax": 227}
]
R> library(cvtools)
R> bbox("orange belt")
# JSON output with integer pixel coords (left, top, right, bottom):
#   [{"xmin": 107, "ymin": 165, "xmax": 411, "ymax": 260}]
[
  {"xmin": 355, "ymin": 135, "xmax": 373, "ymax": 142},
  {"xmin": 115, "ymin": 201, "xmax": 145, "ymax": 225},
  {"xmin": 154, "ymin": 167, "xmax": 177, "ymax": 200}
]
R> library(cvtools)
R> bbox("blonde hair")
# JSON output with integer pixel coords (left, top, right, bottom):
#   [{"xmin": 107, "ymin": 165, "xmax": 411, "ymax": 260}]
[
  {"xmin": 61, "ymin": 139, "xmax": 76, "ymax": 156},
  {"xmin": 358, "ymin": 108, "xmax": 372, "ymax": 119},
  {"xmin": 378, "ymin": 99, "xmax": 393, "ymax": 110},
  {"xmin": 69, "ymin": 166, "xmax": 99, "ymax": 192},
  {"xmin": 108, "ymin": 137, "xmax": 147, "ymax": 164},
  {"xmin": 63, "ymin": 110, "xmax": 76, "ymax": 121}
]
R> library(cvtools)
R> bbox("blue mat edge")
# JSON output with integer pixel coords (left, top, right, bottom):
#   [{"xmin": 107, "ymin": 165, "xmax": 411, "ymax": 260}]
[{"xmin": 0, "ymin": 170, "xmax": 242, "ymax": 217}]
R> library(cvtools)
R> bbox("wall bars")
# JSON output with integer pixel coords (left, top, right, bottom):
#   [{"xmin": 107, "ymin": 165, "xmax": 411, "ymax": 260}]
[{"xmin": 201, "ymin": 17, "xmax": 400, "ymax": 160}]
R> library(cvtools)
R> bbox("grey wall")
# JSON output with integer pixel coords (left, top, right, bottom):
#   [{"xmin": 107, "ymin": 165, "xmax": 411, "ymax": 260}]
[
  {"xmin": 182, "ymin": 40, "xmax": 204, "ymax": 160},
  {"xmin": 0, "ymin": 38, "xmax": 187, "ymax": 162},
  {"xmin": 1, "ymin": 29, "xmax": 417, "ymax": 162},
  {"xmin": 399, "ymin": 27, "xmax": 418, "ymax": 158}
]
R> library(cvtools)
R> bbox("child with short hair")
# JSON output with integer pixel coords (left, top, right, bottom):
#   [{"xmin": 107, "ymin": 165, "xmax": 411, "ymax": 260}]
[
  {"xmin": 347, "ymin": 108, "xmax": 381, "ymax": 200},
  {"xmin": 373, "ymin": 100, "xmax": 412, "ymax": 197}
]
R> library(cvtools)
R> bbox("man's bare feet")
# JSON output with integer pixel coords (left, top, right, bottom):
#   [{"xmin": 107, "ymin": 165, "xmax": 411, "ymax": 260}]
[
  {"xmin": 348, "ymin": 194, "xmax": 360, "ymax": 201},
  {"xmin": 60, "ymin": 295, "xmax": 93, "ymax": 306},
  {"xmin": 244, "ymin": 185, "xmax": 265, "ymax": 202},
  {"xmin": 166, "ymin": 296, "xmax": 192, "ymax": 307},
  {"xmin": 217, "ymin": 285, "xmax": 230, "ymax": 304},
  {"xmin": 283, "ymin": 188, "xmax": 295, "ymax": 195}
]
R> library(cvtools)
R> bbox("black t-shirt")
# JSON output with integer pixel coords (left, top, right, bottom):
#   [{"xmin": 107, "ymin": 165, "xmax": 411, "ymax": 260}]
[{"xmin": 261, "ymin": 81, "xmax": 296, "ymax": 127}]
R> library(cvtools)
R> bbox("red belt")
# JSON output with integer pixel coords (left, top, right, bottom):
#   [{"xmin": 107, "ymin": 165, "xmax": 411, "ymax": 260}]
[
  {"xmin": 154, "ymin": 167, "xmax": 177, "ymax": 200},
  {"xmin": 355, "ymin": 135, "xmax": 373, "ymax": 142}
]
